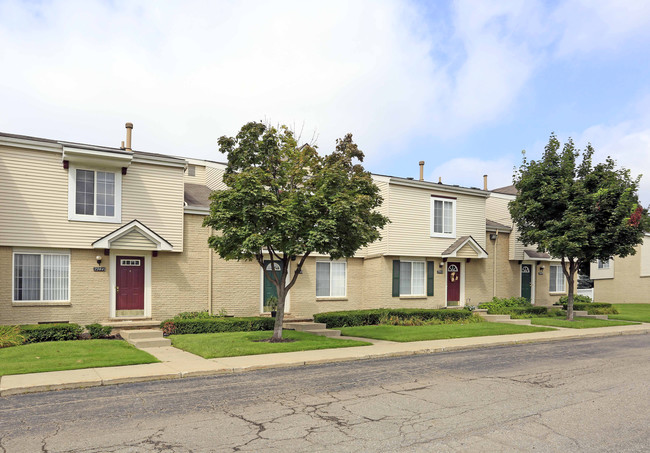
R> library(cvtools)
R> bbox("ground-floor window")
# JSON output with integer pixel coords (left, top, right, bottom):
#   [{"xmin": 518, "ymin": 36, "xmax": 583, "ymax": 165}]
[
  {"xmin": 549, "ymin": 264, "xmax": 566, "ymax": 292},
  {"xmin": 13, "ymin": 251, "xmax": 70, "ymax": 301},
  {"xmin": 400, "ymin": 260, "xmax": 425, "ymax": 296},
  {"xmin": 316, "ymin": 261, "xmax": 346, "ymax": 297}
]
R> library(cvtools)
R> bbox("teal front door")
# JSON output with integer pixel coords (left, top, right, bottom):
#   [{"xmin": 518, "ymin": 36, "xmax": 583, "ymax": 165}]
[
  {"xmin": 521, "ymin": 264, "xmax": 532, "ymax": 301},
  {"xmin": 263, "ymin": 260, "xmax": 283, "ymax": 312}
]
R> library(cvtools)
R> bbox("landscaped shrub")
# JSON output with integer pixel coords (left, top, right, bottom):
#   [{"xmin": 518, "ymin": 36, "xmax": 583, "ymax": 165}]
[
  {"xmin": 161, "ymin": 317, "xmax": 275, "ymax": 335},
  {"xmin": 477, "ymin": 297, "xmax": 548, "ymax": 316},
  {"xmin": 20, "ymin": 323, "xmax": 83, "ymax": 343},
  {"xmin": 561, "ymin": 302, "xmax": 618, "ymax": 315},
  {"xmin": 559, "ymin": 295, "xmax": 593, "ymax": 304},
  {"xmin": 85, "ymin": 323, "xmax": 113, "ymax": 339},
  {"xmin": 313, "ymin": 309, "xmax": 474, "ymax": 328},
  {"xmin": 172, "ymin": 311, "xmax": 215, "ymax": 320},
  {"xmin": 0, "ymin": 325, "xmax": 25, "ymax": 348}
]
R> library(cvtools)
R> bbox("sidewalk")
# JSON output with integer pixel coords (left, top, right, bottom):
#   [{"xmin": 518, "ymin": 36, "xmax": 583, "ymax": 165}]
[{"xmin": 1, "ymin": 323, "xmax": 648, "ymax": 396}]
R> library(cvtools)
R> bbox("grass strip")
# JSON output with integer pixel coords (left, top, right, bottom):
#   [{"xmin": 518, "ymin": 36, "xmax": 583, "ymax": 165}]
[
  {"xmin": 0, "ymin": 340, "xmax": 159, "ymax": 376},
  {"xmin": 530, "ymin": 317, "xmax": 638, "ymax": 329},
  {"xmin": 339, "ymin": 323, "xmax": 553, "ymax": 342},
  {"xmin": 170, "ymin": 330, "xmax": 371, "ymax": 358},
  {"xmin": 609, "ymin": 304, "xmax": 650, "ymax": 323}
]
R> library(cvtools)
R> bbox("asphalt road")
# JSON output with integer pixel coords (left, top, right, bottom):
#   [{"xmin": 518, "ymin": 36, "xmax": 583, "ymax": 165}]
[{"xmin": 1, "ymin": 335, "xmax": 649, "ymax": 452}]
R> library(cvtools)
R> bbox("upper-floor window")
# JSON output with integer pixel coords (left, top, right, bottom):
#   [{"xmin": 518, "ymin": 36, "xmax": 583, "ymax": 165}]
[
  {"xmin": 597, "ymin": 259, "xmax": 610, "ymax": 269},
  {"xmin": 316, "ymin": 260, "xmax": 346, "ymax": 297},
  {"xmin": 68, "ymin": 166, "xmax": 121, "ymax": 223},
  {"xmin": 549, "ymin": 264, "xmax": 566, "ymax": 292},
  {"xmin": 187, "ymin": 165, "xmax": 196, "ymax": 176},
  {"xmin": 13, "ymin": 250, "xmax": 70, "ymax": 302},
  {"xmin": 430, "ymin": 196, "xmax": 455, "ymax": 238}
]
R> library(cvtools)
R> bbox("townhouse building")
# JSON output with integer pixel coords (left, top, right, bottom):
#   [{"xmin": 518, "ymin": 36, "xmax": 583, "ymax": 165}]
[{"xmin": 0, "ymin": 125, "xmax": 568, "ymax": 326}]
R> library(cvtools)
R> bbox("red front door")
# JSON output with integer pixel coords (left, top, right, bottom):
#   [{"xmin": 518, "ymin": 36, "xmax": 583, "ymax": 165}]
[
  {"xmin": 116, "ymin": 256, "xmax": 145, "ymax": 310},
  {"xmin": 447, "ymin": 262, "xmax": 461, "ymax": 305}
]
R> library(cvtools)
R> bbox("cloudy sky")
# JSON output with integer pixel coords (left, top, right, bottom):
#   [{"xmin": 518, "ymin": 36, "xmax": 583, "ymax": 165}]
[{"xmin": 1, "ymin": 0, "xmax": 650, "ymax": 203}]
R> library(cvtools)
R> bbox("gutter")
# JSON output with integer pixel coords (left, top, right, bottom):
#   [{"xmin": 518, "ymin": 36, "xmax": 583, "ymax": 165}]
[{"xmin": 388, "ymin": 177, "xmax": 490, "ymax": 198}]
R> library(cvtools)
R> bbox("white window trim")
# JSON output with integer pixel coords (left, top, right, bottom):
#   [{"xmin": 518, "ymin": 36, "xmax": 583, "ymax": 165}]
[
  {"xmin": 68, "ymin": 164, "xmax": 122, "ymax": 223},
  {"xmin": 549, "ymin": 264, "xmax": 567, "ymax": 293},
  {"xmin": 597, "ymin": 259, "xmax": 610, "ymax": 269},
  {"xmin": 12, "ymin": 249, "xmax": 71, "ymax": 303},
  {"xmin": 316, "ymin": 260, "xmax": 347, "ymax": 298},
  {"xmin": 430, "ymin": 197, "xmax": 456, "ymax": 238},
  {"xmin": 400, "ymin": 259, "xmax": 426, "ymax": 296}
]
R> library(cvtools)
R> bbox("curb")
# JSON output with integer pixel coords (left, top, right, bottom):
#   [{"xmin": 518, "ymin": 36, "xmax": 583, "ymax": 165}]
[{"xmin": 1, "ymin": 328, "xmax": 648, "ymax": 396}]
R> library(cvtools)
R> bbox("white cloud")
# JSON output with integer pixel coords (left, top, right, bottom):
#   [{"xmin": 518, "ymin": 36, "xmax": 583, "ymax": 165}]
[{"xmin": 0, "ymin": 0, "xmax": 546, "ymax": 163}]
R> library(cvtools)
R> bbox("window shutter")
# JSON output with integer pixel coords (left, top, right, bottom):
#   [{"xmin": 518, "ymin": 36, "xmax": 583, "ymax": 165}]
[
  {"xmin": 392, "ymin": 260, "xmax": 400, "ymax": 297},
  {"xmin": 427, "ymin": 261, "xmax": 434, "ymax": 296}
]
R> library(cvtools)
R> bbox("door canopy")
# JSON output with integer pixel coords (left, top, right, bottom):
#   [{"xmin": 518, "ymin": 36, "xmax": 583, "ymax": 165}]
[
  {"xmin": 92, "ymin": 220, "xmax": 173, "ymax": 251},
  {"xmin": 441, "ymin": 235, "xmax": 488, "ymax": 259}
]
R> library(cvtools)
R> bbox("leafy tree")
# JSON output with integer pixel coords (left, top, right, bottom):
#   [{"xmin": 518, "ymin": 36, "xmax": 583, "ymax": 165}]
[
  {"xmin": 510, "ymin": 134, "xmax": 649, "ymax": 320},
  {"xmin": 204, "ymin": 122, "xmax": 389, "ymax": 340}
]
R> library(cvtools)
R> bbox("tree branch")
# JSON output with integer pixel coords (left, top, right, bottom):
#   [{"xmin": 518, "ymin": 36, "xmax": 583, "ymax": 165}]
[{"xmin": 286, "ymin": 252, "xmax": 310, "ymax": 292}]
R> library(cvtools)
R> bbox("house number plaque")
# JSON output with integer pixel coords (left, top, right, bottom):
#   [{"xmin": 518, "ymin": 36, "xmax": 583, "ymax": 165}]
[{"xmin": 93, "ymin": 267, "xmax": 106, "ymax": 272}]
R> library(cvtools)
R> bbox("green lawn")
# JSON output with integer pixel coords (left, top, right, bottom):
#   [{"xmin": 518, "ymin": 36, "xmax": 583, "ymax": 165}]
[
  {"xmin": 0, "ymin": 340, "xmax": 159, "ymax": 377},
  {"xmin": 530, "ymin": 317, "xmax": 639, "ymax": 329},
  {"xmin": 609, "ymin": 304, "xmax": 650, "ymax": 323},
  {"xmin": 169, "ymin": 330, "xmax": 372, "ymax": 358},
  {"xmin": 338, "ymin": 323, "xmax": 553, "ymax": 342}
]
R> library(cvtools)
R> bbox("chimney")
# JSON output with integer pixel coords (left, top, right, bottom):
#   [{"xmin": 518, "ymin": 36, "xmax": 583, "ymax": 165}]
[
  {"xmin": 125, "ymin": 122, "xmax": 133, "ymax": 151},
  {"xmin": 483, "ymin": 174, "xmax": 488, "ymax": 191},
  {"xmin": 419, "ymin": 161, "xmax": 425, "ymax": 181},
  {"xmin": 438, "ymin": 176, "xmax": 442, "ymax": 184}
]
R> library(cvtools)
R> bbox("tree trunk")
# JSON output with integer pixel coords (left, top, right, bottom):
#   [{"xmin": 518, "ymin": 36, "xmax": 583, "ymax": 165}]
[
  {"xmin": 565, "ymin": 260, "xmax": 577, "ymax": 321},
  {"xmin": 271, "ymin": 286, "xmax": 286, "ymax": 341}
]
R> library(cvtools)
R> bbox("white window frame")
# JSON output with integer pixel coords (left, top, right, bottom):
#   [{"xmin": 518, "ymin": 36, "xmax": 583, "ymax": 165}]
[
  {"xmin": 316, "ymin": 260, "xmax": 347, "ymax": 298},
  {"xmin": 12, "ymin": 249, "xmax": 71, "ymax": 303},
  {"xmin": 68, "ymin": 164, "xmax": 122, "ymax": 223},
  {"xmin": 399, "ymin": 259, "xmax": 426, "ymax": 296},
  {"xmin": 597, "ymin": 259, "xmax": 610, "ymax": 269},
  {"xmin": 430, "ymin": 196, "xmax": 456, "ymax": 238},
  {"xmin": 549, "ymin": 264, "xmax": 566, "ymax": 293}
]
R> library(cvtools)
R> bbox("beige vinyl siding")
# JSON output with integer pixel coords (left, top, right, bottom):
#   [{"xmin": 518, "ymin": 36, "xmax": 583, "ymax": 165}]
[
  {"xmin": 456, "ymin": 243, "xmax": 479, "ymax": 258},
  {"xmin": 183, "ymin": 164, "xmax": 206, "ymax": 185},
  {"xmin": 590, "ymin": 259, "xmax": 615, "ymax": 280},
  {"xmin": 0, "ymin": 145, "xmax": 184, "ymax": 251},
  {"xmin": 387, "ymin": 184, "xmax": 486, "ymax": 256},
  {"xmin": 486, "ymin": 194, "xmax": 537, "ymax": 260},
  {"xmin": 641, "ymin": 236, "xmax": 650, "ymax": 277},
  {"xmin": 593, "ymin": 242, "xmax": 650, "ymax": 303},
  {"xmin": 360, "ymin": 178, "xmax": 390, "ymax": 257},
  {"xmin": 111, "ymin": 230, "xmax": 158, "ymax": 250},
  {"xmin": 206, "ymin": 166, "xmax": 228, "ymax": 191}
]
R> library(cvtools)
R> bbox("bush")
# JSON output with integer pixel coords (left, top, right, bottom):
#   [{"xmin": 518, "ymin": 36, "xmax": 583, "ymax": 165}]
[
  {"xmin": 0, "ymin": 325, "xmax": 25, "ymax": 348},
  {"xmin": 172, "ymin": 311, "xmax": 215, "ymax": 320},
  {"xmin": 498, "ymin": 307, "xmax": 549, "ymax": 318},
  {"xmin": 161, "ymin": 317, "xmax": 275, "ymax": 335},
  {"xmin": 559, "ymin": 295, "xmax": 593, "ymax": 304},
  {"xmin": 20, "ymin": 323, "xmax": 83, "ymax": 343},
  {"xmin": 313, "ymin": 309, "xmax": 473, "ymax": 328},
  {"xmin": 561, "ymin": 302, "xmax": 618, "ymax": 315},
  {"xmin": 85, "ymin": 323, "xmax": 113, "ymax": 339}
]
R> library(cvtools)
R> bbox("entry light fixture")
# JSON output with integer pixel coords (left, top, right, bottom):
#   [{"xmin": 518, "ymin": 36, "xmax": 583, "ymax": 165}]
[{"xmin": 96, "ymin": 256, "xmax": 102, "ymax": 265}]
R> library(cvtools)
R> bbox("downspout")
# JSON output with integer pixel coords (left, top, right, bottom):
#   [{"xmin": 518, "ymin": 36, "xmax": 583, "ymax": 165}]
[
  {"xmin": 208, "ymin": 228, "xmax": 213, "ymax": 315},
  {"xmin": 493, "ymin": 232, "xmax": 498, "ymax": 298}
]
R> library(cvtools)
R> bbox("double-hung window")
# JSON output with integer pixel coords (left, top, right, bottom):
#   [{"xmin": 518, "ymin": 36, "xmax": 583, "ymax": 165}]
[
  {"xmin": 430, "ymin": 196, "xmax": 455, "ymax": 237},
  {"xmin": 549, "ymin": 264, "xmax": 566, "ymax": 292},
  {"xmin": 13, "ymin": 251, "xmax": 70, "ymax": 302},
  {"xmin": 69, "ymin": 166, "xmax": 121, "ymax": 222},
  {"xmin": 399, "ymin": 260, "xmax": 425, "ymax": 296},
  {"xmin": 597, "ymin": 259, "xmax": 610, "ymax": 269},
  {"xmin": 316, "ymin": 261, "xmax": 347, "ymax": 297}
]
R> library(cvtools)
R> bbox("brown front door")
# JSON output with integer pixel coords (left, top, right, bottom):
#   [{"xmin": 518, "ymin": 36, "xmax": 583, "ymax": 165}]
[
  {"xmin": 116, "ymin": 256, "xmax": 145, "ymax": 310},
  {"xmin": 447, "ymin": 262, "xmax": 461, "ymax": 306}
]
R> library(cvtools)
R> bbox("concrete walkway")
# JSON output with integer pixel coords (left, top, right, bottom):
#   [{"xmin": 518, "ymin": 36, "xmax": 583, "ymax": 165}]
[{"xmin": 1, "ymin": 323, "xmax": 648, "ymax": 396}]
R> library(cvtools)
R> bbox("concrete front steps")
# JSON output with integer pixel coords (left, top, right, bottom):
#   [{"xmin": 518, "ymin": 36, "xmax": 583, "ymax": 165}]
[
  {"xmin": 121, "ymin": 329, "xmax": 171, "ymax": 348},
  {"xmin": 474, "ymin": 310, "xmax": 532, "ymax": 325},
  {"xmin": 573, "ymin": 310, "xmax": 609, "ymax": 320},
  {"xmin": 283, "ymin": 322, "xmax": 341, "ymax": 337}
]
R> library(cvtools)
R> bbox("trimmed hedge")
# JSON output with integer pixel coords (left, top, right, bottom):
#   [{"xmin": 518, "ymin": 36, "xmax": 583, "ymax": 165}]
[
  {"xmin": 313, "ymin": 309, "xmax": 473, "ymax": 328},
  {"xmin": 161, "ymin": 317, "xmax": 275, "ymax": 335},
  {"xmin": 486, "ymin": 306, "xmax": 549, "ymax": 317},
  {"xmin": 20, "ymin": 323, "xmax": 83, "ymax": 343},
  {"xmin": 561, "ymin": 302, "xmax": 618, "ymax": 315},
  {"xmin": 559, "ymin": 295, "xmax": 593, "ymax": 304},
  {"xmin": 86, "ymin": 323, "xmax": 114, "ymax": 339}
]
